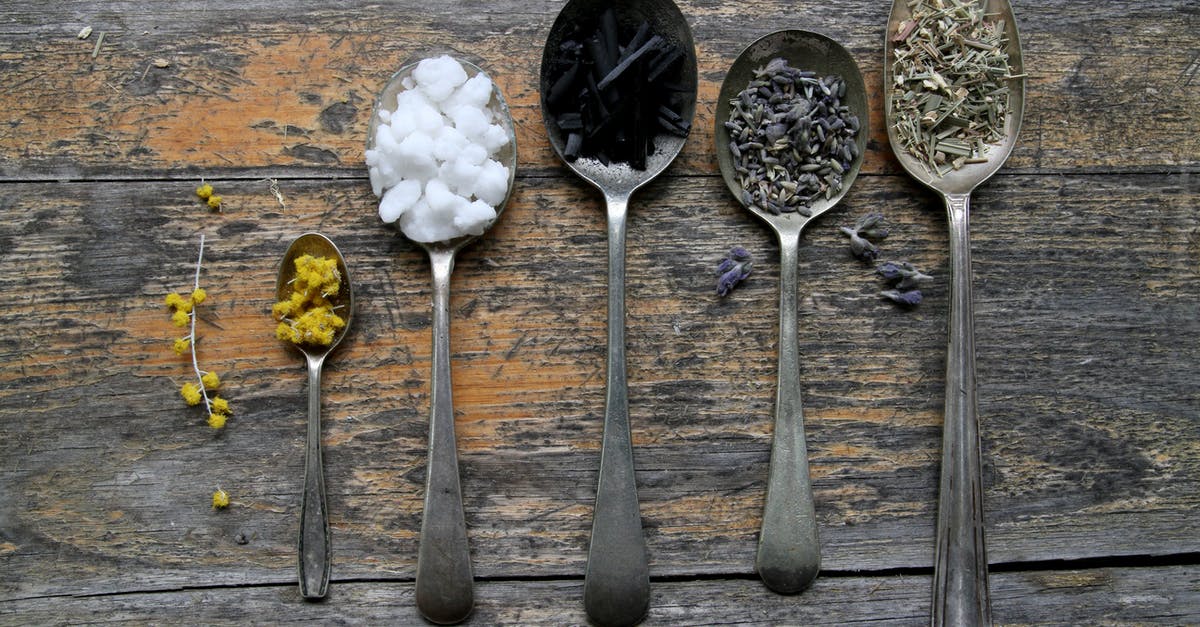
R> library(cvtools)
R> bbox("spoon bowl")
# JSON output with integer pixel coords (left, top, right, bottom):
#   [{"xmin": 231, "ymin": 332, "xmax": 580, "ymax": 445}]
[
  {"xmin": 539, "ymin": 1, "xmax": 696, "ymax": 624},
  {"xmin": 275, "ymin": 232, "xmax": 354, "ymax": 600},
  {"xmin": 540, "ymin": 0, "xmax": 697, "ymax": 198},
  {"xmin": 367, "ymin": 52, "xmax": 517, "ymax": 625},
  {"xmin": 715, "ymin": 29, "xmax": 868, "ymax": 232},
  {"xmin": 367, "ymin": 52, "xmax": 518, "ymax": 254},
  {"xmin": 882, "ymin": 1, "xmax": 1025, "ymax": 624},
  {"xmin": 714, "ymin": 29, "xmax": 868, "ymax": 595}
]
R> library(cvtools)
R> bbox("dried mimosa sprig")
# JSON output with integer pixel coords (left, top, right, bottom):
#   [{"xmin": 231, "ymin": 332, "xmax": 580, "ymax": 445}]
[{"xmin": 165, "ymin": 234, "xmax": 232, "ymax": 429}]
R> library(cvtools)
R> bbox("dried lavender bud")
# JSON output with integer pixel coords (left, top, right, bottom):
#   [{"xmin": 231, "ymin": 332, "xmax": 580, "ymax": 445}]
[
  {"xmin": 724, "ymin": 58, "xmax": 860, "ymax": 214},
  {"xmin": 839, "ymin": 212, "xmax": 888, "ymax": 261},
  {"xmin": 881, "ymin": 289, "xmax": 923, "ymax": 307},
  {"xmin": 839, "ymin": 226, "xmax": 879, "ymax": 261},
  {"xmin": 716, "ymin": 246, "xmax": 753, "ymax": 297},
  {"xmin": 852, "ymin": 212, "xmax": 889, "ymax": 240},
  {"xmin": 877, "ymin": 261, "xmax": 932, "ymax": 291}
]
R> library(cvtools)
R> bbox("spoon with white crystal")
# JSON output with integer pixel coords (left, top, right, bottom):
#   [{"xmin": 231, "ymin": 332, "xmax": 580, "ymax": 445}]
[{"xmin": 366, "ymin": 54, "xmax": 517, "ymax": 625}]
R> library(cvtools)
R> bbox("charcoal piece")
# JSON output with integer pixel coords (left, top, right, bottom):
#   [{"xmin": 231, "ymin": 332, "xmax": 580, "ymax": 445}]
[
  {"xmin": 557, "ymin": 112, "xmax": 583, "ymax": 131},
  {"xmin": 547, "ymin": 62, "xmax": 581, "ymax": 108},
  {"xmin": 564, "ymin": 132, "xmax": 583, "ymax": 161},
  {"xmin": 646, "ymin": 46, "xmax": 683, "ymax": 83},
  {"xmin": 597, "ymin": 35, "xmax": 663, "ymax": 91}
]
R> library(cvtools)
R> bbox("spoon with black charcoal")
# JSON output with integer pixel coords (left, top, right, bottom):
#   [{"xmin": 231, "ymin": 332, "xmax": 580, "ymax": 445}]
[
  {"xmin": 714, "ymin": 30, "xmax": 868, "ymax": 595},
  {"xmin": 540, "ymin": 2, "xmax": 697, "ymax": 624}
]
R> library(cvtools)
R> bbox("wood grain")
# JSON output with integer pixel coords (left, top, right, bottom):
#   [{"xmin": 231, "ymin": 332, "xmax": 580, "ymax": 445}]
[
  {"xmin": 1, "ymin": 0, "xmax": 1198, "ymax": 622},
  {"xmin": 0, "ymin": 172, "xmax": 1195, "ymax": 602},
  {"xmin": 2, "ymin": 567, "xmax": 1197, "ymax": 625},
  {"xmin": 0, "ymin": 0, "xmax": 1196, "ymax": 179}
]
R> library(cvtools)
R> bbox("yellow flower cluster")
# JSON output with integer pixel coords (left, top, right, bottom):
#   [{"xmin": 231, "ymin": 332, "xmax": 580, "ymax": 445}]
[
  {"xmin": 273, "ymin": 254, "xmax": 346, "ymax": 346},
  {"xmin": 212, "ymin": 488, "xmax": 230, "ymax": 509},
  {"xmin": 165, "ymin": 235, "xmax": 232, "ymax": 430},
  {"xmin": 196, "ymin": 182, "xmax": 222, "ymax": 211}
]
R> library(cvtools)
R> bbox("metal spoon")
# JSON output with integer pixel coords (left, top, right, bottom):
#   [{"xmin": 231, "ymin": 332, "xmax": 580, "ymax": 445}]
[
  {"xmin": 539, "ymin": 2, "xmax": 696, "ymax": 624},
  {"xmin": 714, "ymin": 30, "xmax": 868, "ymax": 595},
  {"xmin": 367, "ymin": 54, "xmax": 517, "ymax": 625},
  {"xmin": 882, "ymin": 1, "xmax": 1025, "ymax": 624},
  {"xmin": 275, "ymin": 232, "xmax": 355, "ymax": 600}
]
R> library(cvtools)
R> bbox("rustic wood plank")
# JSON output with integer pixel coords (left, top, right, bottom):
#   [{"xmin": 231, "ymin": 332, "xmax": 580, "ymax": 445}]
[
  {"xmin": 2, "ymin": 566, "xmax": 1197, "ymax": 625},
  {"xmin": 0, "ymin": 0, "xmax": 1196, "ymax": 179},
  {"xmin": 1, "ymin": 172, "xmax": 1195, "ymax": 600}
]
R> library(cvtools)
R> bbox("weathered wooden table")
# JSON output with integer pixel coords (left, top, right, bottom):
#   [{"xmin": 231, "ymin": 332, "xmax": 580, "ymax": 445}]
[{"xmin": 1, "ymin": 1, "xmax": 1197, "ymax": 624}]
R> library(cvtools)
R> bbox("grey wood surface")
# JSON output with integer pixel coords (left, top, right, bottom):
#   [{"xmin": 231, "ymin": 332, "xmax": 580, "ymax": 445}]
[{"xmin": 0, "ymin": 0, "xmax": 1197, "ymax": 624}]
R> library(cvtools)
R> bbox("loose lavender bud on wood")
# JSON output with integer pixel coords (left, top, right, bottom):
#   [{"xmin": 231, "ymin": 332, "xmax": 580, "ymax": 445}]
[
  {"xmin": 880, "ymin": 288, "xmax": 923, "ymax": 307},
  {"xmin": 853, "ymin": 212, "xmax": 889, "ymax": 240},
  {"xmin": 877, "ymin": 260, "xmax": 933, "ymax": 291},
  {"xmin": 716, "ymin": 247, "xmax": 753, "ymax": 297},
  {"xmin": 840, "ymin": 226, "xmax": 879, "ymax": 261}
]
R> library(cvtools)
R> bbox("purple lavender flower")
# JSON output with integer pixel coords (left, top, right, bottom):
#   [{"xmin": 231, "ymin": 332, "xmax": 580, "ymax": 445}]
[
  {"xmin": 716, "ymin": 247, "xmax": 753, "ymax": 297},
  {"xmin": 840, "ymin": 227, "xmax": 879, "ymax": 261},
  {"xmin": 880, "ymin": 289, "xmax": 923, "ymax": 307},
  {"xmin": 839, "ymin": 213, "xmax": 888, "ymax": 261},
  {"xmin": 877, "ymin": 261, "xmax": 933, "ymax": 291}
]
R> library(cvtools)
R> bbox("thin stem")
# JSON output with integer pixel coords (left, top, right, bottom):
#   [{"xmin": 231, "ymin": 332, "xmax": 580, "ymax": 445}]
[{"xmin": 187, "ymin": 234, "xmax": 211, "ymax": 414}]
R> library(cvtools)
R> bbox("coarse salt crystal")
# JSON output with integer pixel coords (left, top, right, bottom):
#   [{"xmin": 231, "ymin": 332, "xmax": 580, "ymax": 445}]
[{"xmin": 369, "ymin": 55, "xmax": 513, "ymax": 243}]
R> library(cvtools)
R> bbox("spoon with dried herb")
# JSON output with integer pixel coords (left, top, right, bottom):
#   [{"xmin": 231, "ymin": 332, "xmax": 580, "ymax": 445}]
[
  {"xmin": 274, "ymin": 232, "xmax": 354, "ymax": 600},
  {"xmin": 540, "ymin": 1, "xmax": 697, "ymax": 624},
  {"xmin": 883, "ymin": 0, "xmax": 1026, "ymax": 623},
  {"xmin": 715, "ymin": 29, "xmax": 868, "ymax": 596}
]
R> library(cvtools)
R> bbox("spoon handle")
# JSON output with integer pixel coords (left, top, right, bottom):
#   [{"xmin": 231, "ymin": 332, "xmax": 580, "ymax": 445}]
[
  {"xmin": 584, "ymin": 194, "xmax": 650, "ymax": 627},
  {"xmin": 298, "ymin": 353, "xmax": 330, "ymax": 599},
  {"xmin": 933, "ymin": 192, "xmax": 991, "ymax": 626},
  {"xmin": 756, "ymin": 228, "xmax": 820, "ymax": 594},
  {"xmin": 416, "ymin": 249, "xmax": 474, "ymax": 625}
]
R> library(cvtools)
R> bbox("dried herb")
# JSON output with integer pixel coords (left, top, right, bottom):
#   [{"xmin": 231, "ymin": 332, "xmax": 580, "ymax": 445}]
[
  {"xmin": 877, "ymin": 260, "xmax": 931, "ymax": 308},
  {"xmin": 839, "ymin": 212, "xmax": 888, "ymax": 261},
  {"xmin": 889, "ymin": 0, "xmax": 1019, "ymax": 175},
  {"xmin": 725, "ymin": 58, "xmax": 861, "ymax": 216},
  {"xmin": 716, "ymin": 247, "xmax": 753, "ymax": 296},
  {"xmin": 880, "ymin": 288, "xmax": 923, "ymax": 307},
  {"xmin": 545, "ymin": 8, "xmax": 689, "ymax": 170},
  {"xmin": 877, "ymin": 260, "xmax": 932, "ymax": 291}
]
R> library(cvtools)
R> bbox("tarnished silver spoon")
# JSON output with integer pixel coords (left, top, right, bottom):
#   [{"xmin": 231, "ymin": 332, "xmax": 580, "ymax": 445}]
[
  {"xmin": 275, "ymin": 232, "xmax": 355, "ymax": 600},
  {"xmin": 714, "ymin": 30, "xmax": 868, "ymax": 595},
  {"xmin": 539, "ymin": 1, "xmax": 697, "ymax": 624},
  {"xmin": 367, "ymin": 53, "xmax": 518, "ymax": 625},
  {"xmin": 888, "ymin": 0, "xmax": 1027, "ymax": 619},
  {"xmin": 883, "ymin": 0, "xmax": 1025, "ymax": 624}
]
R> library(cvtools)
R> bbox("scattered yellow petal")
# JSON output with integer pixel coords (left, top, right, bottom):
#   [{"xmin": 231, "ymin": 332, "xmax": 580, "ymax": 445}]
[
  {"xmin": 181, "ymin": 383, "xmax": 202, "ymax": 406},
  {"xmin": 212, "ymin": 488, "xmax": 230, "ymax": 508}
]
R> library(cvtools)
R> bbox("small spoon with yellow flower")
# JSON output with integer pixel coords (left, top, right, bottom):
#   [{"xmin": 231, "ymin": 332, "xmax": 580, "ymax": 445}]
[{"xmin": 273, "ymin": 232, "xmax": 354, "ymax": 600}]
